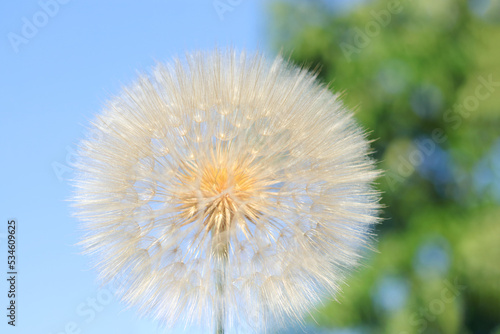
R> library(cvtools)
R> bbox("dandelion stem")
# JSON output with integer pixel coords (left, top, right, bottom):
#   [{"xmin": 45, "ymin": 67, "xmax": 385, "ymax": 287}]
[{"xmin": 214, "ymin": 234, "xmax": 228, "ymax": 334}]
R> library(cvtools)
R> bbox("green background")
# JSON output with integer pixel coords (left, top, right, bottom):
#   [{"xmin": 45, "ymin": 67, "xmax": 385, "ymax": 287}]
[{"xmin": 269, "ymin": 0, "xmax": 500, "ymax": 333}]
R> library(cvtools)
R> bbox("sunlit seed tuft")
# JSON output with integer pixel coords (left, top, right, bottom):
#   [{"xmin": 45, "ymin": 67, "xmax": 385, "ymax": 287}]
[{"xmin": 72, "ymin": 49, "xmax": 381, "ymax": 332}]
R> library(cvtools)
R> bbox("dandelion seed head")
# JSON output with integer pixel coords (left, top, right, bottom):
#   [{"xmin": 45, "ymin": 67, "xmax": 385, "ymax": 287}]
[{"xmin": 72, "ymin": 49, "xmax": 381, "ymax": 332}]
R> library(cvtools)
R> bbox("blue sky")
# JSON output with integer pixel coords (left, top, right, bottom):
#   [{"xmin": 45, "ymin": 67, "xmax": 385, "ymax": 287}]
[{"xmin": 0, "ymin": 1, "xmax": 267, "ymax": 333}]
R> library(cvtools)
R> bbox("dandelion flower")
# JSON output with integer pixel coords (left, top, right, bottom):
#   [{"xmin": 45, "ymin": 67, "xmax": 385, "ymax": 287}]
[{"xmin": 73, "ymin": 49, "xmax": 381, "ymax": 332}]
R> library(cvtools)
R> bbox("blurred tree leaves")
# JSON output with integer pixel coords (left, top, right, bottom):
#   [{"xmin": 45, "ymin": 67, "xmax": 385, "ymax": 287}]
[{"xmin": 268, "ymin": 0, "xmax": 500, "ymax": 333}]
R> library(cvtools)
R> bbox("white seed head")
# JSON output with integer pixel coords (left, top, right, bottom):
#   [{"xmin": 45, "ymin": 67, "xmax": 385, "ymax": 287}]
[{"xmin": 72, "ymin": 49, "xmax": 381, "ymax": 332}]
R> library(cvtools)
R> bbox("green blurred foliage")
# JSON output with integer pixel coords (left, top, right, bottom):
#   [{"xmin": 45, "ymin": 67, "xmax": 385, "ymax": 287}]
[{"xmin": 268, "ymin": 0, "xmax": 500, "ymax": 333}]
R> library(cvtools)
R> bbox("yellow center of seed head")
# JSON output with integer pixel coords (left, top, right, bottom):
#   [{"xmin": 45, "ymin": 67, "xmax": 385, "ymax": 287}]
[{"xmin": 178, "ymin": 162, "xmax": 259, "ymax": 237}]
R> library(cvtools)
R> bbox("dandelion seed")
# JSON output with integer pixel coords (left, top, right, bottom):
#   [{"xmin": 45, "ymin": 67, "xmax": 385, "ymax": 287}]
[{"xmin": 72, "ymin": 49, "xmax": 381, "ymax": 332}]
